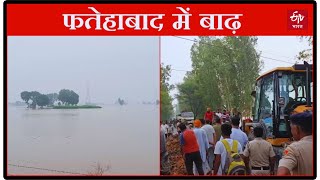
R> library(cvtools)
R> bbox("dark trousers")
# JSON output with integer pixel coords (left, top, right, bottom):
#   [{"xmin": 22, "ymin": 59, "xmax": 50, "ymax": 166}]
[{"xmin": 184, "ymin": 151, "xmax": 204, "ymax": 175}]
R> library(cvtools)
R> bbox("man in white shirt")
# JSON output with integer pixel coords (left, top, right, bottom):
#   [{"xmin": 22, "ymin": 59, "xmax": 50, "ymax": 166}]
[
  {"xmin": 161, "ymin": 121, "xmax": 168, "ymax": 138},
  {"xmin": 200, "ymin": 119, "xmax": 216, "ymax": 172},
  {"xmin": 160, "ymin": 127, "xmax": 170, "ymax": 175},
  {"xmin": 214, "ymin": 123, "xmax": 243, "ymax": 175},
  {"xmin": 193, "ymin": 120, "xmax": 210, "ymax": 175},
  {"xmin": 216, "ymin": 109, "xmax": 222, "ymax": 118},
  {"xmin": 218, "ymin": 118, "xmax": 248, "ymax": 149},
  {"xmin": 167, "ymin": 123, "xmax": 174, "ymax": 137},
  {"xmin": 230, "ymin": 116, "xmax": 248, "ymax": 150}
]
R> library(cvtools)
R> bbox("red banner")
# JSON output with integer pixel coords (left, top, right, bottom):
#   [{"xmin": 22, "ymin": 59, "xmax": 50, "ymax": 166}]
[{"xmin": 6, "ymin": 3, "xmax": 314, "ymax": 36}]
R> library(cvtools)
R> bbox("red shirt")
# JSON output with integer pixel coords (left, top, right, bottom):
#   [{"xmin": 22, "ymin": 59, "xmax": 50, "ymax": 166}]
[
  {"xmin": 204, "ymin": 111, "xmax": 213, "ymax": 122},
  {"xmin": 179, "ymin": 129, "xmax": 199, "ymax": 154}
]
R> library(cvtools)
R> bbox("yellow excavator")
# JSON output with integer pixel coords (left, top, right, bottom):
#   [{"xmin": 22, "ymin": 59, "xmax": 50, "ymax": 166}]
[{"xmin": 244, "ymin": 61, "xmax": 313, "ymax": 166}]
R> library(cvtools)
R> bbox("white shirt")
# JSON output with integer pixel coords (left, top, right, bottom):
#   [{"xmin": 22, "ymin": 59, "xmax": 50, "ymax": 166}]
[
  {"xmin": 193, "ymin": 128, "xmax": 209, "ymax": 162},
  {"xmin": 161, "ymin": 124, "xmax": 168, "ymax": 134},
  {"xmin": 216, "ymin": 113, "xmax": 222, "ymax": 118},
  {"xmin": 230, "ymin": 128, "xmax": 248, "ymax": 150},
  {"xmin": 219, "ymin": 128, "xmax": 249, "ymax": 150},
  {"xmin": 214, "ymin": 138, "xmax": 243, "ymax": 175},
  {"xmin": 201, "ymin": 124, "xmax": 215, "ymax": 147},
  {"xmin": 173, "ymin": 126, "xmax": 178, "ymax": 135},
  {"xmin": 160, "ymin": 128, "xmax": 166, "ymax": 153},
  {"xmin": 167, "ymin": 125, "xmax": 174, "ymax": 133}
]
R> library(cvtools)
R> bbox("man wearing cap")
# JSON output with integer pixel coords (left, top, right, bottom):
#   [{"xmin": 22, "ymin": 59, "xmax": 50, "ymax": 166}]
[
  {"xmin": 277, "ymin": 111, "xmax": 313, "ymax": 175},
  {"xmin": 242, "ymin": 126, "xmax": 276, "ymax": 175},
  {"xmin": 193, "ymin": 120, "xmax": 210, "ymax": 175},
  {"xmin": 178, "ymin": 123, "xmax": 204, "ymax": 175}
]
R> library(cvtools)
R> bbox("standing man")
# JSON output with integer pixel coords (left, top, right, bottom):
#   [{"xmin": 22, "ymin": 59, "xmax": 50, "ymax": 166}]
[
  {"xmin": 222, "ymin": 110, "xmax": 230, "ymax": 123},
  {"xmin": 213, "ymin": 123, "xmax": 243, "ymax": 175},
  {"xmin": 178, "ymin": 123, "xmax": 204, "ymax": 175},
  {"xmin": 277, "ymin": 111, "xmax": 313, "ymax": 175},
  {"xmin": 242, "ymin": 126, "xmax": 276, "ymax": 175},
  {"xmin": 230, "ymin": 116, "xmax": 248, "ymax": 150},
  {"xmin": 204, "ymin": 107, "xmax": 214, "ymax": 125},
  {"xmin": 167, "ymin": 123, "xmax": 174, "ymax": 138},
  {"xmin": 200, "ymin": 119, "xmax": 216, "ymax": 173},
  {"xmin": 213, "ymin": 115, "xmax": 222, "ymax": 144},
  {"xmin": 193, "ymin": 120, "xmax": 210, "ymax": 175},
  {"xmin": 161, "ymin": 121, "xmax": 168, "ymax": 138},
  {"xmin": 160, "ymin": 126, "xmax": 170, "ymax": 175},
  {"xmin": 160, "ymin": 124, "xmax": 167, "ymax": 155},
  {"xmin": 216, "ymin": 109, "xmax": 222, "ymax": 118}
]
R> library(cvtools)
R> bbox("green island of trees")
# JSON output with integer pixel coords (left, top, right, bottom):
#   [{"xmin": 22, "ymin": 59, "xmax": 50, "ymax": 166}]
[{"xmin": 20, "ymin": 89, "xmax": 101, "ymax": 109}]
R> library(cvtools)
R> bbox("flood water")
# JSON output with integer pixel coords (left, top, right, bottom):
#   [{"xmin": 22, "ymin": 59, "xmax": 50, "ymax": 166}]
[{"xmin": 7, "ymin": 105, "xmax": 159, "ymax": 175}]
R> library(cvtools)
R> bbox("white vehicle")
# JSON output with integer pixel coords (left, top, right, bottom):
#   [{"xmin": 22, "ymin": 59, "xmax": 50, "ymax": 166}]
[{"xmin": 176, "ymin": 112, "xmax": 195, "ymax": 125}]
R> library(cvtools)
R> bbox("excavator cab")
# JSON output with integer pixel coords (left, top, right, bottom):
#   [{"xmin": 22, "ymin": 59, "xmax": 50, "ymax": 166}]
[{"xmin": 251, "ymin": 62, "xmax": 312, "ymax": 146}]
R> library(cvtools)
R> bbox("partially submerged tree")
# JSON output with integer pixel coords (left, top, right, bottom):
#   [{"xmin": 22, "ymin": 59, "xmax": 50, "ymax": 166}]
[
  {"xmin": 47, "ymin": 93, "xmax": 58, "ymax": 106},
  {"xmin": 20, "ymin": 89, "xmax": 79, "ymax": 109},
  {"xmin": 36, "ymin": 94, "xmax": 50, "ymax": 108},
  {"xmin": 20, "ymin": 91, "xmax": 31, "ymax": 107},
  {"xmin": 58, "ymin": 89, "xmax": 79, "ymax": 105},
  {"xmin": 117, "ymin": 98, "xmax": 126, "ymax": 106},
  {"xmin": 30, "ymin": 91, "xmax": 41, "ymax": 109}
]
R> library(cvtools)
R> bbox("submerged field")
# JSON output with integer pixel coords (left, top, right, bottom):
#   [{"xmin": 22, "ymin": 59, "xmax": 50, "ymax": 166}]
[{"xmin": 52, "ymin": 105, "xmax": 102, "ymax": 109}]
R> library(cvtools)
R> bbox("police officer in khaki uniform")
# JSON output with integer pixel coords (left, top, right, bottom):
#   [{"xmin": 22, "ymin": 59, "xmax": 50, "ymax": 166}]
[
  {"xmin": 242, "ymin": 126, "xmax": 276, "ymax": 175},
  {"xmin": 277, "ymin": 111, "xmax": 313, "ymax": 175}
]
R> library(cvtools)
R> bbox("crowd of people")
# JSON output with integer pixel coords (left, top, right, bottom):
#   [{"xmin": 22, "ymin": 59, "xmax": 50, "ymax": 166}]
[{"xmin": 160, "ymin": 108, "xmax": 313, "ymax": 176}]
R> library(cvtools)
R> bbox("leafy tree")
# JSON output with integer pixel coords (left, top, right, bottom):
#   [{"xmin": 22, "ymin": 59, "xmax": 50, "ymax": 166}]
[
  {"xmin": 161, "ymin": 64, "xmax": 174, "ymax": 92},
  {"xmin": 58, "ymin": 89, "xmax": 70, "ymax": 105},
  {"xmin": 58, "ymin": 89, "xmax": 79, "ymax": 105},
  {"xmin": 176, "ymin": 75, "xmax": 204, "ymax": 118},
  {"xmin": 161, "ymin": 63, "xmax": 174, "ymax": 121},
  {"xmin": 177, "ymin": 36, "xmax": 262, "ymax": 117},
  {"xmin": 20, "ymin": 91, "xmax": 31, "ymax": 107},
  {"xmin": 47, "ymin": 93, "xmax": 58, "ymax": 106},
  {"xmin": 117, "ymin": 98, "xmax": 125, "ymax": 106},
  {"xmin": 36, "ymin": 94, "xmax": 50, "ymax": 108},
  {"xmin": 296, "ymin": 36, "xmax": 312, "ymax": 63},
  {"xmin": 69, "ymin": 91, "xmax": 79, "ymax": 105},
  {"xmin": 30, "ymin": 91, "xmax": 41, "ymax": 109}
]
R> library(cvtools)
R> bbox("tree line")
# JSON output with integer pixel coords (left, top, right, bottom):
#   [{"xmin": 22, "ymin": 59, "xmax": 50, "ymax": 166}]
[
  {"xmin": 20, "ymin": 89, "xmax": 79, "ymax": 109},
  {"xmin": 176, "ymin": 36, "xmax": 262, "ymax": 118},
  {"xmin": 161, "ymin": 36, "xmax": 310, "ymax": 120}
]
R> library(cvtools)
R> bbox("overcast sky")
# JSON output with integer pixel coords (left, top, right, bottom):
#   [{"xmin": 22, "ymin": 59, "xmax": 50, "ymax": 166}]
[
  {"xmin": 8, "ymin": 36, "xmax": 160, "ymax": 104},
  {"xmin": 161, "ymin": 36, "xmax": 312, "ymax": 106},
  {"xmin": 8, "ymin": 36, "xmax": 311, "ymax": 107}
]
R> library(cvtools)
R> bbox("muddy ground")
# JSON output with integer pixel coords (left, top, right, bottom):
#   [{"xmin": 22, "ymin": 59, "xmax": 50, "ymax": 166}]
[{"xmin": 166, "ymin": 136, "xmax": 187, "ymax": 175}]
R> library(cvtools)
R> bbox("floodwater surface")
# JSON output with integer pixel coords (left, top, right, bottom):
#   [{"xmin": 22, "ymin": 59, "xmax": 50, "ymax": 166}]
[{"xmin": 7, "ymin": 105, "xmax": 159, "ymax": 175}]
